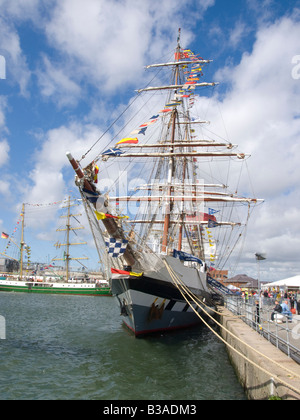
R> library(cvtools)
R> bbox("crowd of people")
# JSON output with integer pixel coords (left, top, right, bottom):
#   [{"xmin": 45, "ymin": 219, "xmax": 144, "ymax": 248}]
[
  {"xmin": 241, "ymin": 289, "xmax": 300, "ymax": 310},
  {"xmin": 270, "ymin": 300, "xmax": 294, "ymax": 322},
  {"xmin": 262, "ymin": 290, "xmax": 300, "ymax": 312},
  {"xmin": 239, "ymin": 288, "xmax": 300, "ymax": 323}
]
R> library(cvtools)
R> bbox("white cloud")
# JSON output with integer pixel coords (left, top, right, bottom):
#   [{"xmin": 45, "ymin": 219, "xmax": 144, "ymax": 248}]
[
  {"xmin": 1, "ymin": 0, "xmax": 298, "ymax": 279},
  {"xmin": 216, "ymin": 16, "xmax": 300, "ymax": 195},
  {"xmin": 27, "ymin": 9, "xmax": 299, "ymax": 280},
  {"xmin": 36, "ymin": 55, "xmax": 82, "ymax": 107},
  {"xmin": 0, "ymin": 139, "xmax": 9, "ymax": 167},
  {"xmin": 199, "ymin": 13, "xmax": 300, "ymax": 280},
  {"xmin": 0, "ymin": 96, "xmax": 7, "ymax": 129},
  {"xmin": 0, "ymin": 179, "xmax": 10, "ymax": 196},
  {"xmin": 0, "ymin": 0, "xmax": 41, "ymax": 21},
  {"xmin": 41, "ymin": 0, "xmax": 213, "ymax": 95},
  {"xmin": 24, "ymin": 122, "xmax": 108, "ymax": 204},
  {"xmin": 0, "ymin": 97, "xmax": 9, "ymax": 169},
  {"xmin": 229, "ymin": 21, "xmax": 250, "ymax": 48},
  {"xmin": 43, "ymin": 0, "xmax": 162, "ymax": 91},
  {"xmin": 0, "ymin": 16, "xmax": 31, "ymax": 95}
]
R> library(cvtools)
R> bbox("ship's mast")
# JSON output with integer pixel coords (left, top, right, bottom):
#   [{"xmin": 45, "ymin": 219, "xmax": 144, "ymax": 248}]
[
  {"xmin": 53, "ymin": 196, "xmax": 88, "ymax": 281},
  {"xmin": 19, "ymin": 203, "xmax": 25, "ymax": 278},
  {"xmin": 66, "ymin": 153, "xmax": 137, "ymax": 267},
  {"xmin": 0, "ymin": 204, "xmax": 26, "ymax": 274},
  {"xmin": 161, "ymin": 29, "xmax": 181, "ymax": 254},
  {"xmin": 67, "ymin": 29, "xmax": 263, "ymax": 269}
]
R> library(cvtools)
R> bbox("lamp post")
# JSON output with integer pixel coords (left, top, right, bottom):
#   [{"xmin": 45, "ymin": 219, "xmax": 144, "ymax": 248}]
[{"xmin": 255, "ymin": 252, "xmax": 266, "ymax": 304}]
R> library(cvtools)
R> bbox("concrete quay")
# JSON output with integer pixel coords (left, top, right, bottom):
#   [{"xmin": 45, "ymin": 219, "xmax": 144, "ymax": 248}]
[{"xmin": 218, "ymin": 306, "xmax": 300, "ymax": 400}]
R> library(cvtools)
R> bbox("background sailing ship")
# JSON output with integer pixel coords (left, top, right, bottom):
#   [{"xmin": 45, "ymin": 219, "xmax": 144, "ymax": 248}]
[
  {"xmin": 67, "ymin": 29, "xmax": 262, "ymax": 335},
  {"xmin": 0, "ymin": 199, "xmax": 111, "ymax": 295}
]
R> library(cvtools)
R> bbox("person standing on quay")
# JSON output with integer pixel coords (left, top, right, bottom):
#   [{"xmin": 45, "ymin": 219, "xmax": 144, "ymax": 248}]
[
  {"xmin": 271, "ymin": 301, "xmax": 282, "ymax": 321},
  {"xmin": 296, "ymin": 290, "xmax": 300, "ymax": 315},
  {"xmin": 281, "ymin": 300, "xmax": 293, "ymax": 322}
]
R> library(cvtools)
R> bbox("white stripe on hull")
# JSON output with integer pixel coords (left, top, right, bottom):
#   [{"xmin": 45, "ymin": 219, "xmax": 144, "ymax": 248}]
[
  {"xmin": 111, "ymin": 255, "xmax": 214, "ymax": 336},
  {"xmin": 116, "ymin": 288, "xmax": 205, "ymax": 336}
]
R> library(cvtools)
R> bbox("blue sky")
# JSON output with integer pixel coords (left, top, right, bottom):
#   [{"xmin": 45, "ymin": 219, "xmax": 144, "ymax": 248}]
[{"xmin": 0, "ymin": 0, "xmax": 300, "ymax": 281}]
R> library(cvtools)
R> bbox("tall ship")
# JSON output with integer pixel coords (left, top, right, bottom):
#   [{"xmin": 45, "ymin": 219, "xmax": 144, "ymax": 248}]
[
  {"xmin": 67, "ymin": 30, "xmax": 262, "ymax": 335},
  {"xmin": 0, "ymin": 199, "xmax": 111, "ymax": 296}
]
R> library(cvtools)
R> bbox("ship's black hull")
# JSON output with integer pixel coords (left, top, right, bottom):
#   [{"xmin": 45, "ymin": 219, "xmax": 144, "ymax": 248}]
[{"xmin": 111, "ymin": 274, "xmax": 210, "ymax": 337}]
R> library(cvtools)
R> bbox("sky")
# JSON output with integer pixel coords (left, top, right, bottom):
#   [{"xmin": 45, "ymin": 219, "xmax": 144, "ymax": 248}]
[{"xmin": 0, "ymin": 0, "xmax": 300, "ymax": 282}]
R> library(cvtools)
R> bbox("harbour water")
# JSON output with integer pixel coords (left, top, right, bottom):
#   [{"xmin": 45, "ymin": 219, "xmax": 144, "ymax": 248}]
[{"xmin": 0, "ymin": 292, "xmax": 246, "ymax": 400}]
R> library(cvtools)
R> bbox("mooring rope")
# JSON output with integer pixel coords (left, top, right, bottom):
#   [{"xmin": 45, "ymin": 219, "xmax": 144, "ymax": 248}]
[{"xmin": 163, "ymin": 259, "xmax": 300, "ymax": 395}]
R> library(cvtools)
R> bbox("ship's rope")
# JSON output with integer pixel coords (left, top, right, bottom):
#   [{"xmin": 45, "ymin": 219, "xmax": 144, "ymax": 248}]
[
  {"xmin": 80, "ymin": 65, "xmax": 167, "ymax": 163},
  {"xmin": 163, "ymin": 259, "xmax": 300, "ymax": 395}
]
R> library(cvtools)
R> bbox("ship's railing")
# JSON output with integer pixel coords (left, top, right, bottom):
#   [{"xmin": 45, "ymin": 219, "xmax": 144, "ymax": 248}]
[{"xmin": 223, "ymin": 295, "xmax": 300, "ymax": 364}]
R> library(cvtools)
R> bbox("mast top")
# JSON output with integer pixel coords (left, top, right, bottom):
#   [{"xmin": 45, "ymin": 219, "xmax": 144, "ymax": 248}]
[
  {"xmin": 175, "ymin": 28, "xmax": 181, "ymax": 61},
  {"xmin": 177, "ymin": 28, "xmax": 181, "ymax": 47}
]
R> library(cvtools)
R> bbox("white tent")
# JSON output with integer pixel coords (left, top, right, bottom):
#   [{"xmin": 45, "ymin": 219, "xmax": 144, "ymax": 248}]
[
  {"xmin": 227, "ymin": 284, "xmax": 240, "ymax": 290},
  {"xmin": 264, "ymin": 275, "xmax": 300, "ymax": 288}
]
